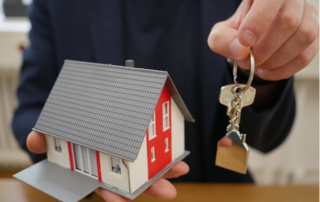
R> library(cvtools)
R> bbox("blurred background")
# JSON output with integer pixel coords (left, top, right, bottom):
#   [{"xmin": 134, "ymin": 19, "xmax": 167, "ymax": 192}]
[{"xmin": 0, "ymin": 0, "xmax": 318, "ymax": 185}]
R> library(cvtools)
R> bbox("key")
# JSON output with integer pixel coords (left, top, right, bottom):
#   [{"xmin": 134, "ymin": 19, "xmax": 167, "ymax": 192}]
[
  {"xmin": 216, "ymin": 84, "xmax": 252, "ymax": 174},
  {"xmin": 219, "ymin": 84, "xmax": 256, "ymax": 116},
  {"xmin": 216, "ymin": 50, "xmax": 256, "ymax": 175}
]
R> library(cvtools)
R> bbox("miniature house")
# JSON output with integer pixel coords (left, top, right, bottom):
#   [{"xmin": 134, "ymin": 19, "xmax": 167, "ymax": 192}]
[{"xmin": 14, "ymin": 60, "xmax": 194, "ymax": 202}]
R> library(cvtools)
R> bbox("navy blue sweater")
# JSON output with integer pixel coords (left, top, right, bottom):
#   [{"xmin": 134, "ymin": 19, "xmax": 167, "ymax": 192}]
[{"xmin": 12, "ymin": 0, "xmax": 295, "ymax": 183}]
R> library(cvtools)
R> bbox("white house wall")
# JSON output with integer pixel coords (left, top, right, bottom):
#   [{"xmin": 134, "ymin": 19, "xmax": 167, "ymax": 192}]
[
  {"xmin": 171, "ymin": 98, "xmax": 185, "ymax": 161},
  {"xmin": 126, "ymin": 135, "xmax": 148, "ymax": 193},
  {"xmin": 99, "ymin": 152, "xmax": 129, "ymax": 192},
  {"xmin": 45, "ymin": 135, "xmax": 70, "ymax": 169}
]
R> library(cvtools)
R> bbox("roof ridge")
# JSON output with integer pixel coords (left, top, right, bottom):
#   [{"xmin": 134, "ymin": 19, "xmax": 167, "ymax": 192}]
[{"xmin": 65, "ymin": 60, "xmax": 169, "ymax": 75}]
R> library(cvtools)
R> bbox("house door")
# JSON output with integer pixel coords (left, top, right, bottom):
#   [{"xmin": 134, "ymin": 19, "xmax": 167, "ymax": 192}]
[{"xmin": 73, "ymin": 144, "xmax": 99, "ymax": 178}]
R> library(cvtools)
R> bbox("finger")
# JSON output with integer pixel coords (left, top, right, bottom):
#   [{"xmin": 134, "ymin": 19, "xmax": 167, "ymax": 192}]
[
  {"xmin": 261, "ymin": 3, "xmax": 318, "ymax": 69},
  {"xmin": 238, "ymin": 0, "xmax": 286, "ymax": 47},
  {"xmin": 252, "ymin": 0, "xmax": 304, "ymax": 66},
  {"xmin": 162, "ymin": 161, "xmax": 189, "ymax": 179},
  {"xmin": 256, "ymin": 35, "xmax": 319, "ymax": 81},
  {"xmin": 142, "ymin": 178, "xmax": 177, "ymax": 200},
  {"xmin": 26, "ymin": 131, "xmax": 47, "ymax": 154},
  {"xmin": 218, "ymin": 137, "xmax": 233, "ymax": 147},
  {"xmin": 228, "ymin": 0, "xmax": 253, "ymax": 29},
  {"xmin": 208, "ymin": 25, "xmax": 250, "ymax": 60},
  {"xmin": 207, "ymin": 1, "xmax": 251, "ymax": 60},
  {"xmin": 95, "ymin": 188, "xmax": 131, "ymax": 202}
]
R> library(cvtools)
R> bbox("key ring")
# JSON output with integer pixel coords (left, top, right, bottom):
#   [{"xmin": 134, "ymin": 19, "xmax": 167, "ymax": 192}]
[{"xmin": 233, "ymin": 50, "xmax": 255, "ymax": 92}]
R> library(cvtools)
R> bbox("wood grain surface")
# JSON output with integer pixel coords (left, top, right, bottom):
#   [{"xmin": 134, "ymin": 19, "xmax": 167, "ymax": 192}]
[{"xmin": 0, "ymin": 178, "xmax": 318, "ymax": 202}]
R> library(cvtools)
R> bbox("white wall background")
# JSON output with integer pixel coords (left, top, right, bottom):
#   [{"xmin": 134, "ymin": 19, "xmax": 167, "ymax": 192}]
[
  {"xmin": 0, "ymin": 7, "xmax": 32, "ymax": 169},
  {"xmin": 0, "ymin": 0, "xmax": 318, "ymax": 185}
]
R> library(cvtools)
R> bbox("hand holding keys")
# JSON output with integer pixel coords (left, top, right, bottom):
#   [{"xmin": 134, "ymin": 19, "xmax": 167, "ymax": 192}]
[{"xmin": 216, "ymin": 51, "xmax": 256, "ymax": 174}]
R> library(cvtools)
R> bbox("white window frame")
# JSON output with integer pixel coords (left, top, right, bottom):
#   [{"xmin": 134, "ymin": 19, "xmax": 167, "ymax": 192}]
[
  {"xmin": 111, "ymin": 157, "xmax": 122, "ymax": 175},
  {"xmin": 73, "ymin": 144, "xmax": 81, "ymax": 171},
  {"xmin": 89, "ymin": 149, "xmax": 98, "ymax": 177},
  {"xmin": 165, "ymin": 138, "xmax": 169, "ymax": 152},
  {"xmin": 162, "ymin": 101, "xmax": 170, "ymax": 131},
  {"xmin": 54, "ymin": 138, "xmax": 62, "ymax": 152},
  {"xmin": 148, "ymin": 112, "xmax": 156, "ymax": 140},
  {"xmin": 72, "ymin": 144, "xmax": 98, "ymax": 179},
  {"xmin": 151, "ymin": 147, "xmax": 156, "ymax": 162}
]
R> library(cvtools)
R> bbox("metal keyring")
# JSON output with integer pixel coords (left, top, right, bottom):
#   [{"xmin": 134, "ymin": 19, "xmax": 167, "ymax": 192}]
[{"xmin": 233, "ymin": 50, "xmax": 255, "ymax": 92}]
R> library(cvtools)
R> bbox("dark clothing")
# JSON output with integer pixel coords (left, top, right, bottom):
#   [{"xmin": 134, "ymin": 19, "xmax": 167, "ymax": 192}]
[{"xmin": 12, "ymin": 0, "xmax": 295, "ymax": 183}]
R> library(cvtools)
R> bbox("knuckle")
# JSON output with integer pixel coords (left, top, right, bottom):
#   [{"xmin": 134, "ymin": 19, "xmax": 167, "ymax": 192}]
[
  {"xmin": 297, "ymin": 24, "xmax": 318, "ymax": 45},
  {"xmin": 207, "ymin": 29, "xmax": 221, "ymax": 51},
  {"xmin": 297, "ymin": 53, "xmax": 312, "ymax": 67},
  {"xmin": 277, "ymin": 11, "xmax": 300, "ymax": 31},
  {"xmin": 308, "ymin": 4, "xmax": 318, "ymax": 16},
  {"xmin": 211, "ymin": 22, "xmax": 224, "ymax": 31}
]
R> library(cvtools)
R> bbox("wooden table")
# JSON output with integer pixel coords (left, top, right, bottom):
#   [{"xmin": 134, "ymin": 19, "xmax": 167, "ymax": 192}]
[{"xmin": 0, "ymin": 178, "xmax": 318, "ymax": 202}]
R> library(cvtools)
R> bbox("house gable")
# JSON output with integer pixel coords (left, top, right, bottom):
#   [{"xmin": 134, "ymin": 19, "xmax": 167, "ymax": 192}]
[
  {"xmin": 164, "ymin": 76, "xmax": 194, "ymax": 122},
  {"xmin": 146, "ymin": 86, "xmax": 172, "ymax": 180}
]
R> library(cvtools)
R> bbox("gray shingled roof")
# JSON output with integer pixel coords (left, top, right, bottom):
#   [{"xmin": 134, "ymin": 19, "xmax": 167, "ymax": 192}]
[{"xmin": 33, "ymin": 60, "xmax": 194, "ymax": 162}]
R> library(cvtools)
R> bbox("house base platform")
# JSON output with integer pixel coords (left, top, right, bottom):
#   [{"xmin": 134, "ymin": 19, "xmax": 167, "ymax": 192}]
[{"xmin": 13, "ymin": 151, "xmax": 190, "ymax": 202}]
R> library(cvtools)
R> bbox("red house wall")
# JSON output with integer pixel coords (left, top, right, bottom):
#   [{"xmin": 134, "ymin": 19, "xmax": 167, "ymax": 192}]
[{"xmin": 146, "ymin": 86, "xmax": 172, "ymax": 180}]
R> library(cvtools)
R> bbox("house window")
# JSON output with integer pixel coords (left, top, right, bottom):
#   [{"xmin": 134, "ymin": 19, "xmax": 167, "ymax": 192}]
[
  {"xmin": 151, "ymin": 147, "xmax": 155, "ymax": 162},
  {"xmin": 73, "ymin": 144, "xmax": 98, "ymax": 178},
  {"xmin": 54, "ymin": 138, "xmax": 62, "ymax": 152},
  {"xmin": 163, "ymin": 102, "xmax": 170, "ymax": 131},
  {"xmin": 111, "ymin": 157, "xmax": 121, "ymax": 174},
  {"xmin": 90, "ymin": 149, "xmax": 98, "ymax": 177},
  {"xmin": 149, "ymin": 112, "xmax": 156, "ymax": 140},
  {"xmin": 81, "ymin": 147, "xmax": 90, "ymax": 174},
  {"xmin": 165, "ymin": 138, "xmax": 169, "ymax": 152},
  {"xmin": 73, "ymin": 144, "xmax": 81, "ymax": 170}
]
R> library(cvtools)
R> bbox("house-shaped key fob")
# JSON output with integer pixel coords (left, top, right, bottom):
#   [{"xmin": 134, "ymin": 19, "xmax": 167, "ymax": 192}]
[
  {"xmin": 215, "ymin": 130, "xmax": 249, "ymax": 174},
  {"xmin": 14, "ymin": 60, "xmax": 194, "ymax": 202}
]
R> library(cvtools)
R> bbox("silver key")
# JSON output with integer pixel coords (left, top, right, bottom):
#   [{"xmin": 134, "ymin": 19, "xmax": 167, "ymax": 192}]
[
  {"xmin": 219, "ymin": 84, "xmax": 256, "ymax": 115},
  {"xmin": 216, "ymin": 50, "xmax": 256, "ymax": 175}
]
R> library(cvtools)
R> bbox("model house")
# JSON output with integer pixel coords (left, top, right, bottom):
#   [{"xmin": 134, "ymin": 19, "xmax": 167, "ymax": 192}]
[{"xmin": 14, "ymin": 60, "xmax": 194, "ymax": 202}]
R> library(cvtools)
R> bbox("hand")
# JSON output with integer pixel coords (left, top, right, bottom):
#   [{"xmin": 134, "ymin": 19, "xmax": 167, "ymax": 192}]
[
  {"xmin": 208, "ymin": 0, "xmax": 319, "ymax": 81},
  {"xmin": 27, "ymin": 131, "xmax": 189, "ymax": 201}
]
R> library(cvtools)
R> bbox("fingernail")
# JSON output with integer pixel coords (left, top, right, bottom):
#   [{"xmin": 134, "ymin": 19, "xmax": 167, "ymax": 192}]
[
  {"xmin": 229, "ymin": 38, "xmax": 244, "ymax": 60},
  {"xmin": 241, "ymin": 30, "xmax": 256, "ymax": 46}
]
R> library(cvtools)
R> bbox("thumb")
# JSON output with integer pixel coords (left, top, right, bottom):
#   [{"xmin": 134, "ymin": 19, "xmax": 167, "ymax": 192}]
[
  {"xmin": 27, "ymin": 131, "xmax": 47, "ymax": 154},
  {"xmin": 207, "ymin": 0, "xmax": 252, "ymax": 60}
]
